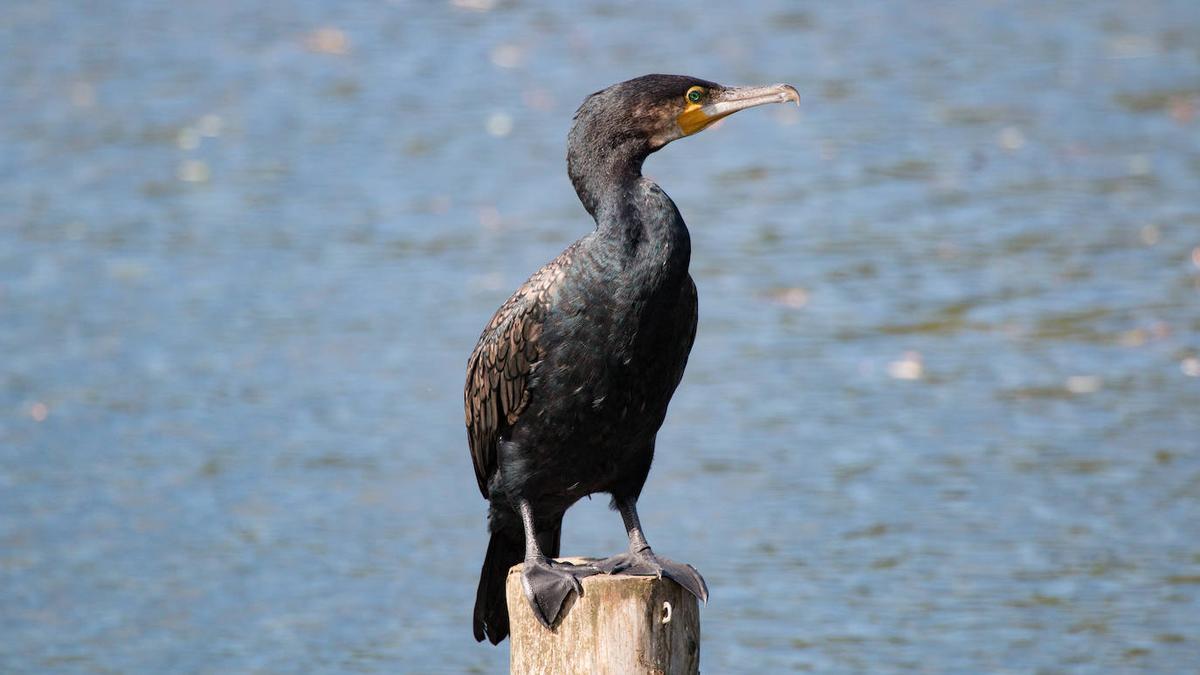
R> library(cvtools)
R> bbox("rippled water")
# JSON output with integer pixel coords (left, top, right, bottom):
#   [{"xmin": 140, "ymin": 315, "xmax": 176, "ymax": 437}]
[{"xmin": 3, "ymin": 1, "xmax": 1199, "ymax": 672}]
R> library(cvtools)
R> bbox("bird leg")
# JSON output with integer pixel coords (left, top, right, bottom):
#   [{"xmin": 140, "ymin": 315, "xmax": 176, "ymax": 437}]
[
  {"xmin": 517, "ymin": 498, "xmax": 597, "ymax": 628},
  {"xmin": 593, "ymin": 496, "xmax": 709, "ymax": 603}
]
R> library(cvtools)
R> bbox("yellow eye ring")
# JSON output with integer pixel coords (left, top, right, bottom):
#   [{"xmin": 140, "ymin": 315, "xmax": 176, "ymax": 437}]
[{"xmin": 686, "ymin": 87, "xmax": 704, "ymax": 104}]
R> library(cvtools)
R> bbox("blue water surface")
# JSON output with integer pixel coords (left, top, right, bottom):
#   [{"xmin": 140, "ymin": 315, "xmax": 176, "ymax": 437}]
[{"xmin": 3, "ymin": 1, "xmax": 1199, "ymax": 672}]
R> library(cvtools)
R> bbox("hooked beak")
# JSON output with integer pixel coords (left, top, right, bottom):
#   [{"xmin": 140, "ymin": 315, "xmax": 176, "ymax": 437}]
[{"xmin": 677, "ymin": 83, "xmax": 800, "ymax": 136}]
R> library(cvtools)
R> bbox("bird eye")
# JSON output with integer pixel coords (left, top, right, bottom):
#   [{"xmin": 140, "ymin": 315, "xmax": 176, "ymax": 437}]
[{"xmin": 686, "ymin": 87, "xmax": 704, "ymax": 104}]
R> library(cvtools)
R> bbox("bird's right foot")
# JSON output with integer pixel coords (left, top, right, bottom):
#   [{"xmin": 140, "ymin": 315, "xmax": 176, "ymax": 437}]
[{"xmin": 520, "ymin": 557, "xmax": 599, "ymax": 628}]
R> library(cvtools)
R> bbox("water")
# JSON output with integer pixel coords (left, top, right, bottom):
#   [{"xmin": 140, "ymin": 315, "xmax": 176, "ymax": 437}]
[{"xmin": 3, "ymin": 0, "xmax": 1199, "ymax": 672}]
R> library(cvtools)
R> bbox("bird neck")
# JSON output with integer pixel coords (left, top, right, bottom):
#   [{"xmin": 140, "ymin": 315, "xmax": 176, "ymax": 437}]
[
  {"xmin": 567, "ymin": 131, "xmax": 689, "ymax": 272},
  {"xmin": 591, "ymin": 177, "xmax": 689, "ymax": 254},
  {"xmin": 567, "ymin": 135, "xmax": 649, "ymax": 218}
]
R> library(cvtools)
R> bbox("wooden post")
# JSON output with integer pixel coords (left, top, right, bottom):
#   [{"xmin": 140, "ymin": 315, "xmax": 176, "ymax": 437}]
[{"xmin": 506, "ymin": 558, "xmax": 701, "ymax": 675}]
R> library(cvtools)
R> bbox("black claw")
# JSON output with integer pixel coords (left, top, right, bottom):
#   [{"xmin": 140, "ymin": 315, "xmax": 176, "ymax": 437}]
[
  {"xmin": 521, "ymin": 558, "xmax": 598, "ymax": 628},
  {"xmin": 593, "ymin": 550, "xmax": 709, "ymax": 603},
  {"xmin": 663, "ymin": 558, "xmax": 708, "ymax": 604}
]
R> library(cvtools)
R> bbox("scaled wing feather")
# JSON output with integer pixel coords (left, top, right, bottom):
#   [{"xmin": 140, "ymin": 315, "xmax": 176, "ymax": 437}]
[{"xmin": 464, "ymin": 249, "xmax": 572, "ymax": 497}]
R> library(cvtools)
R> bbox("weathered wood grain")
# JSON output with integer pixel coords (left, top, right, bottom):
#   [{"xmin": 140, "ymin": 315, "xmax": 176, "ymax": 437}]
[{"xmin": 507, "ymin": 558, "xmax": 701, "ymax": 675}]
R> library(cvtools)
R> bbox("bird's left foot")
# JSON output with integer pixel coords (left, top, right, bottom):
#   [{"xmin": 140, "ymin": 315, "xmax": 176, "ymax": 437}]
[{"xmin": 593, "ymin": 548, "xmax": 709, "ymax": 603}]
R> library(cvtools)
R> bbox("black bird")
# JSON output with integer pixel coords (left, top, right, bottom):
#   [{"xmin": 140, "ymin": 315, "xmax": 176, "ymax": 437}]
[{"xmin": 465, "ymin": 74, "xmax": 799, "ymax": 644}]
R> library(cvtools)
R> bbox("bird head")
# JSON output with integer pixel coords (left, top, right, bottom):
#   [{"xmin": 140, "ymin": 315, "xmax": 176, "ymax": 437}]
[
  {"xmin": 571, "ymin": 74, "xmax": 800, "ymax": 154},
  {"xmin": 566, "ymin": 74, "xmax": 799, "ymax": 215}
]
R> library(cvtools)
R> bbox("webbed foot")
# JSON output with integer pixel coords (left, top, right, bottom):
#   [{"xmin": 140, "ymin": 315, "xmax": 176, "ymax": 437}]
[
  {"xmin": 521, "ymin": 557, "xmax": 599, "ymax": 628},
  {"xmin": 593, "ymin": 548, "xmax": 709, "ymax": 603}
]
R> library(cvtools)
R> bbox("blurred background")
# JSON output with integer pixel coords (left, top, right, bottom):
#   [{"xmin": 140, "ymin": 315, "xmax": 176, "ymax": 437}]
[{"xmin": 2, "ymin": 0, "xmax": 1199, "ymax": 672}]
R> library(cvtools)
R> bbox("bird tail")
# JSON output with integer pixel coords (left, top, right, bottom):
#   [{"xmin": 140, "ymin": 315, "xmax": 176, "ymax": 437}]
[
  {"xmin": 473, "ymin": 522, "xmax": 561, "ymax": 644},
  {"xmin": 473, "ymin": 528, "xmax": 522, "ymax": 644}
]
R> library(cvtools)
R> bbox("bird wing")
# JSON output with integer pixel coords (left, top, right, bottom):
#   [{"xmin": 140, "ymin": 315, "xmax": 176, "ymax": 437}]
[
  {"xmin": 660, "ymin": 274, "xmax": 700, "ymax": 395},
  {"xmin": 464, "ymin": 250, "xmax": 572, "ymax": 498},
  {"xmin": 677, "ymin": 275, "xmax": 699, "ymax": 385}
]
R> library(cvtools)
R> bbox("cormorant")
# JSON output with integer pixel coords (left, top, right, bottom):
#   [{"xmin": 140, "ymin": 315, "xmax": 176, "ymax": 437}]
[{"xmin": 465, "ymin": 74, "xmax": 799, "ymax": 644}]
